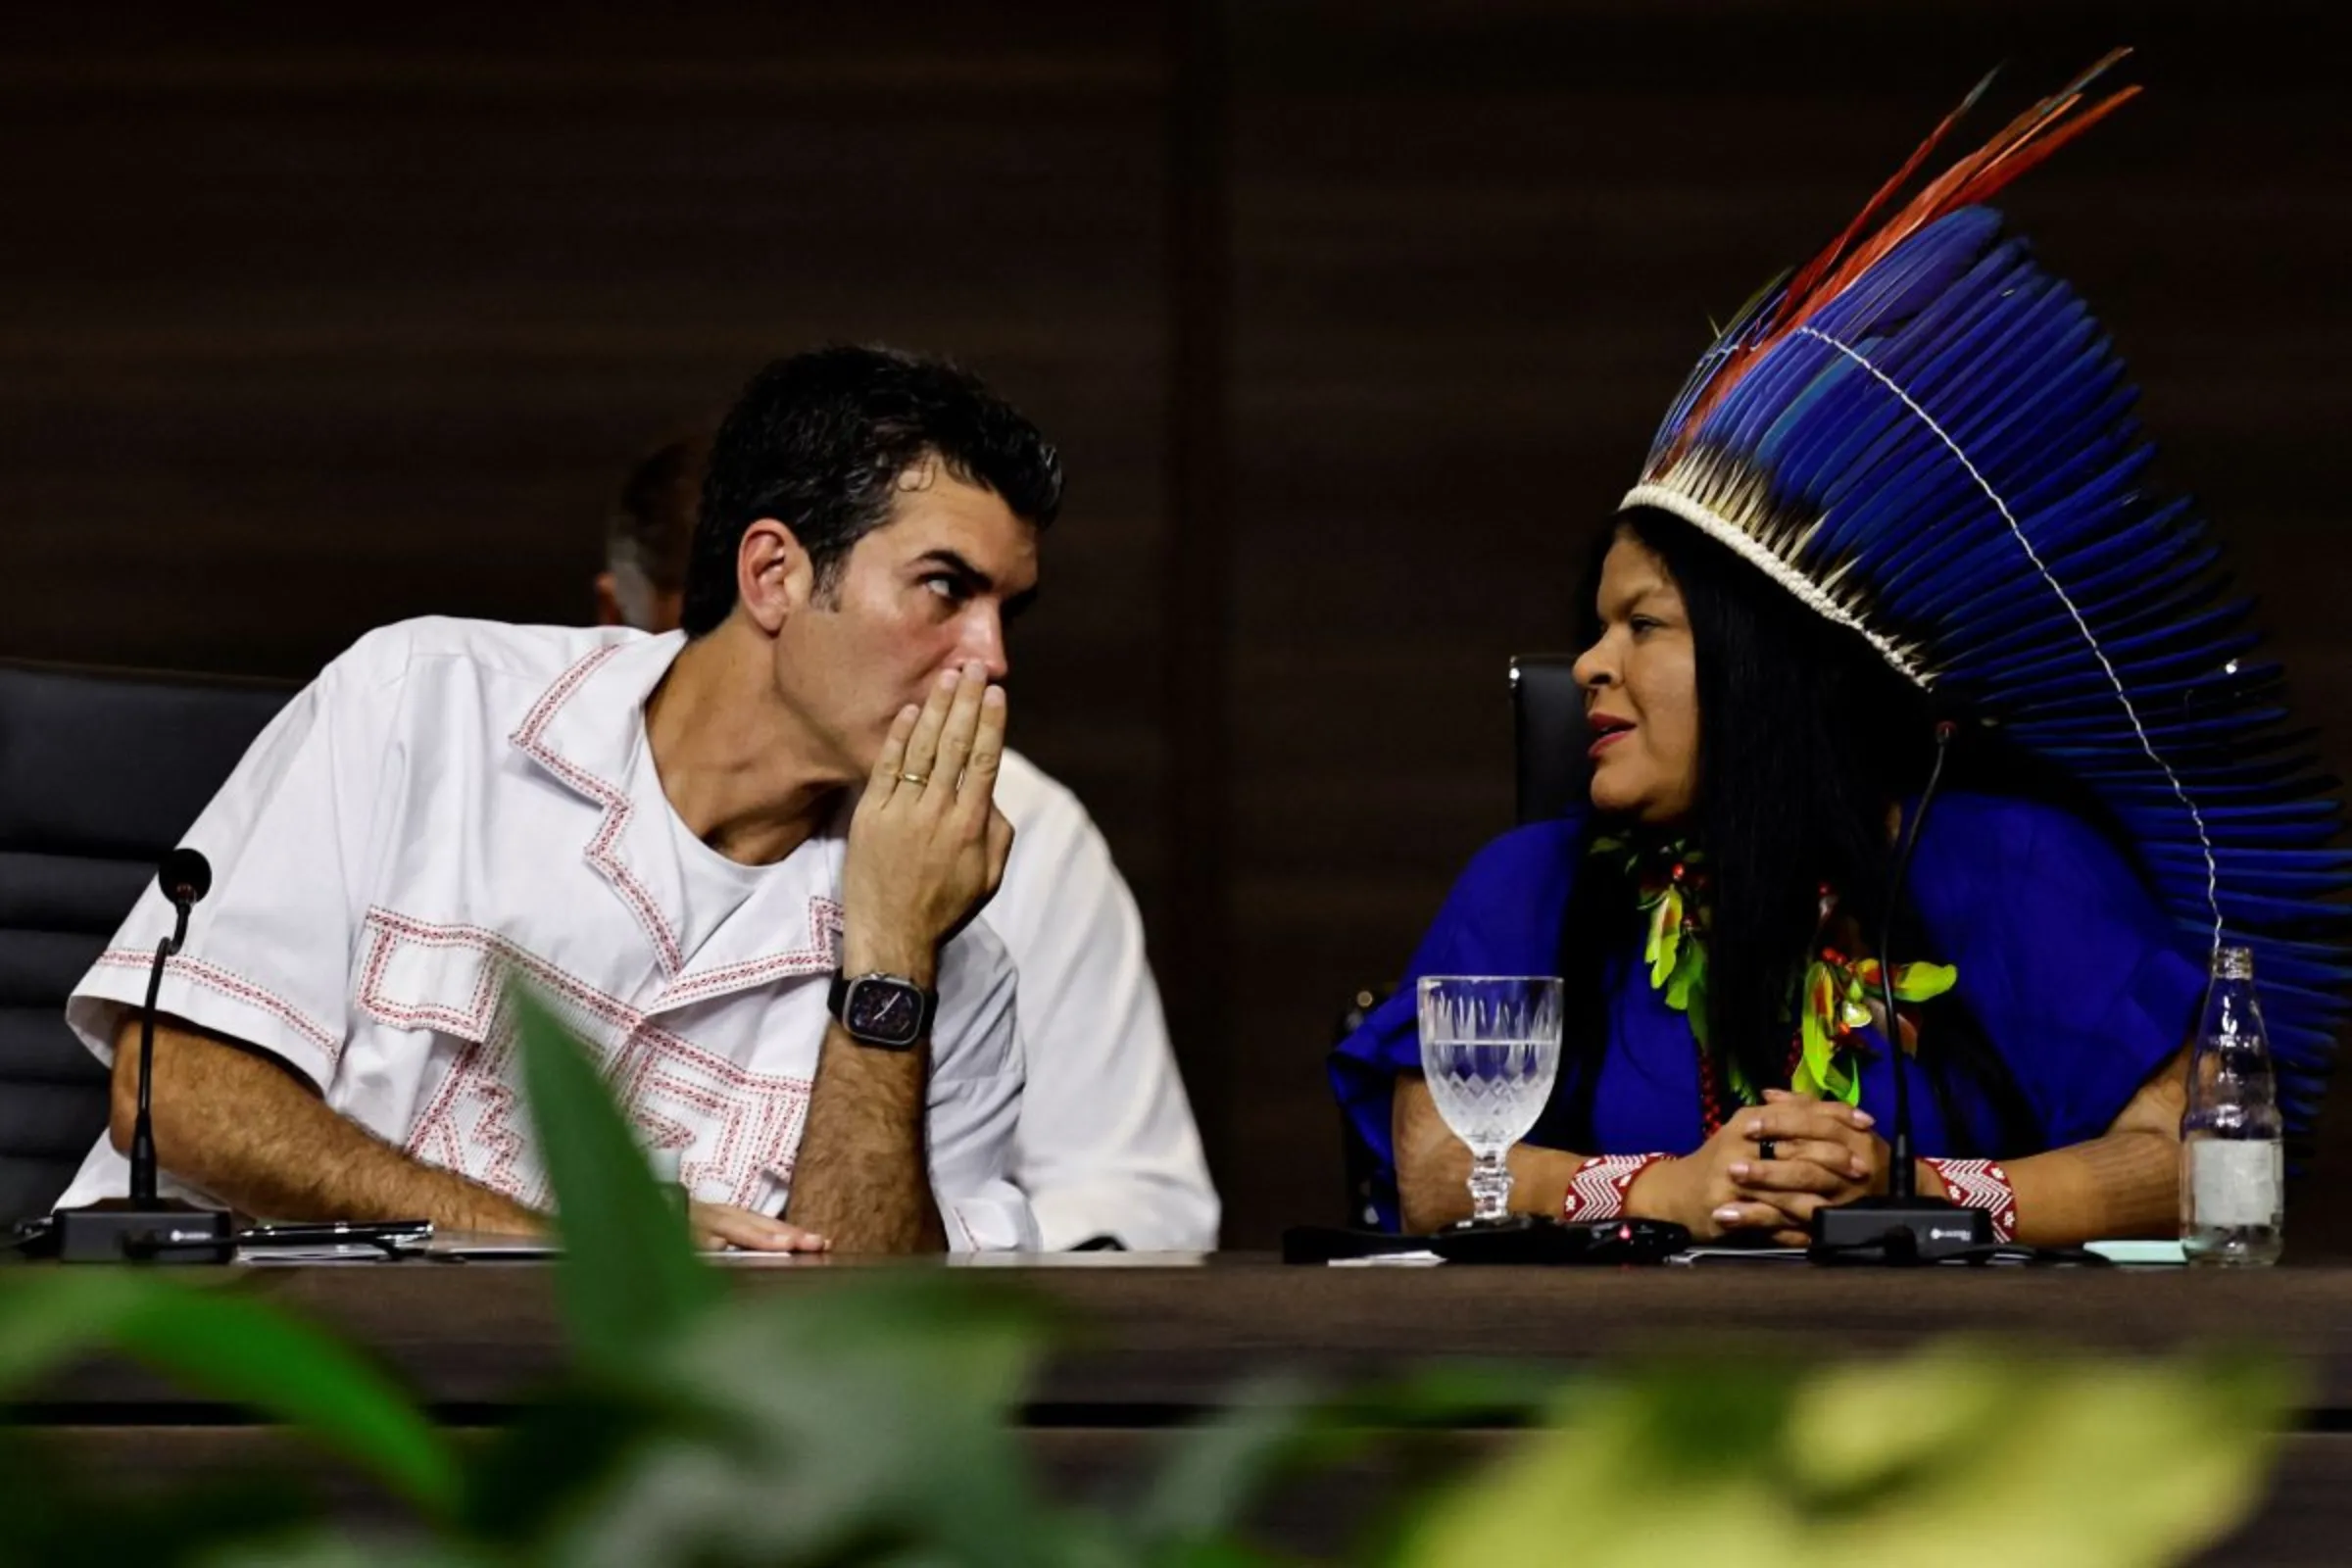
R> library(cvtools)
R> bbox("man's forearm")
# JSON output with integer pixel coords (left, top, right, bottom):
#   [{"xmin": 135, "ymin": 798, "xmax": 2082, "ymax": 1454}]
[
  {"xmin": 112, "ymin": 1016, "xmax": 539, "ymax": 1233},
  {"xmin": 784, "ymin": 1019, "xmax": 947, "ymax": 1251},
  {"xmin": 808, "ymin": 666, "xmax": 1015, "ymax": 1253},
  {"xmin": 1395, "ymin": 1077, "xmax": 1582, "ymax": 1232}
]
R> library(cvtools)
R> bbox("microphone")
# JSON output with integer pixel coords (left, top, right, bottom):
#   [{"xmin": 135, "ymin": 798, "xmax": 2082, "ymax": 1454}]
[
  {"xmin": 1809, "ymin": 722, "xmax": 1996, "ymax": 1263},
  {"xmin": 53, "ymin": 848, "xmax": 236, "ymax": 1263},
  {"xmin": 160, "ymin": 848, "xmax": 212, "ymax": 907},
  {"xmin": 129, "ymin": 851, "xmax": 210, "ymax": 1205}
]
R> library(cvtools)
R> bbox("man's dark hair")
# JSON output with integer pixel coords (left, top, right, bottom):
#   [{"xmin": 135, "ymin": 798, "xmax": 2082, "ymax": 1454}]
[
  {"xmin": 608, "ymin": 434, "xmax": 707, "ymax": 592},
  {"xmin": 680, "ymin": 346, "xmax": 1064, "ymax": 636}
]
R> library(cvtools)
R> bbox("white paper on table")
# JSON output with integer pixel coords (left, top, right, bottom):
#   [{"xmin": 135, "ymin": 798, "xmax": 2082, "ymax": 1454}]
[{"xmin": 2085, "ymin": 1239, "xmax": 2189, "ymax": 1265}]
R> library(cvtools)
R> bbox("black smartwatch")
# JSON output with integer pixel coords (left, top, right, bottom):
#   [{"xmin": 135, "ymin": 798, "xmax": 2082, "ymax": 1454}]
[{"xmin": 826, "ymin": 971, "xmax": 938, "ymax": 1051}]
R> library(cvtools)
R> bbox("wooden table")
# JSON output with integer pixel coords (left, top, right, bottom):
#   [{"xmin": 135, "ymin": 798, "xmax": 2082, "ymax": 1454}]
[{"xmin": 16, "ymin": 1254, "xmax": 2352, "ymax": 1561}]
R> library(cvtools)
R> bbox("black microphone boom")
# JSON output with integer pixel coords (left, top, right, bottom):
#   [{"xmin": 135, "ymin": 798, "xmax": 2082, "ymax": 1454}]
[
  {"xmin": 52, "ymin": 848, "xmax": 236, "ymax": 1263},
  {"xmin": 1809, "ymin": 723, "xmax": 1996, "ymax": 1263},
  {"xmin": 128, "ymin": 850, "xmax": 211, "ymax": 1206}
]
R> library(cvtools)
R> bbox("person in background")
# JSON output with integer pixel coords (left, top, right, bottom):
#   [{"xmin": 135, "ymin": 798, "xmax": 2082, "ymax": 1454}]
[
  {"xmin": 598, "ymin": 430, "xmax": 1219, "ymax": 1250},
  {"xmin": 596, "ymin": 434, "xmax": 696, "ymax": 635}
]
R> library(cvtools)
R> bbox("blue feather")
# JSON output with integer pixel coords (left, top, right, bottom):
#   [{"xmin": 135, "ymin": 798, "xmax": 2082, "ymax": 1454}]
[{"xmin": 1625, "ymin": 199, "xmax": 2352, "ymax": 1137}]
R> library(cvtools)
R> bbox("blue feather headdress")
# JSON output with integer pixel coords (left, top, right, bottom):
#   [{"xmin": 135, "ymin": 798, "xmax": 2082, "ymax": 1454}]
[{"xmin": 1621, "ymin": 52, "xmax": 2351, "ymax": 1136}]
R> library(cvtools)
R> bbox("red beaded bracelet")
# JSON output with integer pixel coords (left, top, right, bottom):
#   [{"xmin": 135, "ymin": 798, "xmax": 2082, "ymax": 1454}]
[
  {"xmin": 1560, "ymin": 1152, "xmax": 1675, "ymax": 1222},
  {"xmin": 1923, "ymin": 1156, "xmax": 2018, "ymax": 1243}
]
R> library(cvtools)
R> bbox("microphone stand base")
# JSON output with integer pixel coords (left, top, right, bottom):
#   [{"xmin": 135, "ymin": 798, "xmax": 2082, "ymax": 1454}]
[
  {"xmin": 53, "ymin": 1198, "xmax": 235, "ymax": 1264},
  {"xmin": 1811, "ymin": 1197, "xmax": 1991, "ymax": 1264}
]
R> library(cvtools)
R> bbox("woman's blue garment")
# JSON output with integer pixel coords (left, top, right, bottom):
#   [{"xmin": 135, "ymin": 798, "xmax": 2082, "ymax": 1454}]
[{"xmin": 1329, "ymin": 792, "xmax": 2205, "ymax": 1230}]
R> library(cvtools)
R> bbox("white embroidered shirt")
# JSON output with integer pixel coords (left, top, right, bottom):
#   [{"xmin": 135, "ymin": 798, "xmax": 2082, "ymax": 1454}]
[{"xmin": 55, "ymin": 619, "xmax": 1036, "ymax": 1250}]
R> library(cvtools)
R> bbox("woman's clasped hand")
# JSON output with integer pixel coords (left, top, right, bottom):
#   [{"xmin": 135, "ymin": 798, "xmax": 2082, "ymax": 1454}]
[{"xmin": 1631, "ymin": 1091, "xmax": 1893, "ymax": 1246}]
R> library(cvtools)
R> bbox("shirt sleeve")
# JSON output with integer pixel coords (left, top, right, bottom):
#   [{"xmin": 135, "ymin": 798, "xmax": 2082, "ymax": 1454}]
[
  {"xmin": 989, "ymin": 789, "xmax": 1219, "ymax": 1251},
  {"xmin": 1935, "ymin": 799, "xmax": 2206, "ymax": 1151},
  {"xmin": 926, "ymin": 924, "xmax": 1041, "ymax": 1251},
  {"xmin": 1327, "ymin": 820, "xmax": 1583, "ymax": 1221},
  {"xmin": 64, "ymin": 635, "xmax": 408, "ymax": 1092}
]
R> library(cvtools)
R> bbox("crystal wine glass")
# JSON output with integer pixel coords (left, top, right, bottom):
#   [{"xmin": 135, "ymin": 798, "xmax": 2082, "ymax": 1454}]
[{"xmin": 1416, "ymin": 975, "xmax": 1564, "ymax": 1226}]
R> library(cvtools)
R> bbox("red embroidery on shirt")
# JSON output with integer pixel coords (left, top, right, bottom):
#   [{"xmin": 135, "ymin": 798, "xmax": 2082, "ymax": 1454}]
[
  {"xmin": 508, "ymin": 643, "xmax": 688, "ymax": 976},
  {"xmin": 92, "ymin": 949, "xmax": 340, "ymax": 1057},
  {"xmin": 511, "ymin": 642, "xmax": 619, "ymax": 755},
  {"xmin": 363, "ymin": 910, "xmax": 813, "ymax": 1210},
  {"xmin": 610, "ymin": 1033, "xmax": 810, "ymax": 1200},
  {"xmin": 657, "ymin": 898, "xmax": 843, "ymax": 1008},
  {"xmin": 361, "ymin": 908, "xmax": 632, "ymax": 1035},
  {"xmin": 354, "ymin": 921, "xmax": 501, "ymax": 1038}
]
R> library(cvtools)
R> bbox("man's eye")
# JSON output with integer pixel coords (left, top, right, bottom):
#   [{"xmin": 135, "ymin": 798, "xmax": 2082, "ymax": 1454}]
[
  {"xmin": 922, "ymin": 575, "xmax": 964, "ymax": 603},
  {"xmin": 1629, "ymin": 615, "xmax": 1661, "ymax": 634}
]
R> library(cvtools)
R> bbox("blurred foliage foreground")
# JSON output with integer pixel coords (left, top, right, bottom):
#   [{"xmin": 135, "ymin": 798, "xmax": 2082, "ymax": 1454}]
[{"xmin": 0, "ymin": 994, "xmax": 2293, "ymax": 1567}]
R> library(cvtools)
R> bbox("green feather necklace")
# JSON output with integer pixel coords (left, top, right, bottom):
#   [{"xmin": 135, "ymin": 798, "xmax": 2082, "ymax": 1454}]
[{"xmin": 1591, "ymin": 834, "xmax": 1957, "ymax": 1111}]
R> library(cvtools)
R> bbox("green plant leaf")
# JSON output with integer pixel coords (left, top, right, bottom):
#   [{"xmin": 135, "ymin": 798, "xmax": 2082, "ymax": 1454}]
[
  {"xmin": 1792, "ymin": 1345, "xmax": 2293, "ymax": 1568},
  {"xmin": 1152, "ymin": 1543, "xmax": 1301, "ymax": 1568},
  {"xmin": 511, "ymin": 984, "xmax": 718, "ymax": 1375},
  {"xmin": 202, "ymin": 1533, "xmax": 502, "ymax": 1568},
  {"xmin": 1133, "ymin": 1374, "xmax": 1335, "ymax": 1546},
  {"xmin": 1135, "ymin": 1364, "xmax": 1572, "ymax": 1565},
  {"xmin": 0, "ymin": 1428, "xmax": 327, "ymax": 1568},
  {"xmin": 544, "ymin": 1275, "xmax": 1074, "ymax": 1568},
  {"xmin": 1398, "ymin": 1341, "xmax": 2293, "ymax": 1568},
  {"xmin": 1332, "ymin": 1363, "xmax": 1567, "ymax": 1428},
  {"xmin": 0, "ymin": 1271, "xmax": 459, "ymax": 1520},
  {"xmin": 457, "ymin": 1385, "xmax": 666, "ymax": 1544}
]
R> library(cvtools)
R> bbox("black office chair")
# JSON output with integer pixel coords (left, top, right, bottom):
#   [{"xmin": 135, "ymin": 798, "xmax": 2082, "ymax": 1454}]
[
  {"xmin": 1508, "ymin": 654, "xmax": 1586, "ymax": 826},
  {"xmin": 0, "ymin": 660, "xmax": 295, "ymax": 1224},
  {"xmin": 1332, "ymin": 654, "xmax": 1591, "ymax": 1222}
]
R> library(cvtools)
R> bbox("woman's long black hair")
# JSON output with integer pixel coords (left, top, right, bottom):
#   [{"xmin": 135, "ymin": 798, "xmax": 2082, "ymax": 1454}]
[{"xmin": 1542, "ymin": 507, "xmax": 2046, "ymax": 1157}]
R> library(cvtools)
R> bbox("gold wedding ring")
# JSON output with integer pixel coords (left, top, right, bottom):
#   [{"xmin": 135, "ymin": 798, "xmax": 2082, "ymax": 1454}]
[{"xmin": 898, "ymin": 770, "xmax": 930, "ymax": 786}]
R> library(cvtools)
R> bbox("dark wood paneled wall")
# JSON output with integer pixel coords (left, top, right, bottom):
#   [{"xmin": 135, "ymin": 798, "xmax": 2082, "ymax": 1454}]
[
  {"xmin": 6, "ymin": 3, "xmax": 2348, "ymax": 1248},
  {"xmin": 0, "ymin": 1, "xmax": 1172, "ymax": 895}
]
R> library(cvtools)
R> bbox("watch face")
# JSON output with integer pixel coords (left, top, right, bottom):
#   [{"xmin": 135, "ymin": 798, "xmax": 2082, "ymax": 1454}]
[{"xmin": 845, "ymin": 978, "xmax": 924, "ymax": 1047}]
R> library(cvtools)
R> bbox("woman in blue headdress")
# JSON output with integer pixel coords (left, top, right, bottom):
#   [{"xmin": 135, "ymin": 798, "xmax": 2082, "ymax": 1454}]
[
  {"xmin": 1337, "ymin": 506, "xmax": 2210, "ymax": 1246},
  {"xmin": 1332, "ymin": 60, "xmax": 2347, "ymax": 1248}
]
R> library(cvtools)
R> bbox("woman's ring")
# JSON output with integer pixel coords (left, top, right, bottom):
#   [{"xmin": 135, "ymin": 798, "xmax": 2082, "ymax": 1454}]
[
  {"xmin": 1755, "ymin": 1138, "xmax": 1779, "ymax": 1162},
  {"xmin": 898, "ymin": 771, "xmax": 930, "ymax": 787}
]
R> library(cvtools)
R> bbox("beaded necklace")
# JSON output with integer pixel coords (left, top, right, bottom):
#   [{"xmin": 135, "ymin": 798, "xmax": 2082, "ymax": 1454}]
[{"xmin": 1591, "ymin": 834, "xmax": 1957, "ymax": 1135}]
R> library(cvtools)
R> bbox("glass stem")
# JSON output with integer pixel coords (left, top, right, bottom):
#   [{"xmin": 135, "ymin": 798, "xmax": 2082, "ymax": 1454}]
[{"xmin": 1469, "ymin": 1150, "xmax": 1513, "ymax": 1223}]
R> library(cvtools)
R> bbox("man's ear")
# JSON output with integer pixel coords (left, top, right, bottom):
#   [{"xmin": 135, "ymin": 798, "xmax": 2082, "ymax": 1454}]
[{"xmin": 737, "ymin": 518, "xmax": 817, "ymax": 634}]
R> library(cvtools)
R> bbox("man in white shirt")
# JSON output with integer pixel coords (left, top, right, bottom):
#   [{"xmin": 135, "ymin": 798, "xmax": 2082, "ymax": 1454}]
[
  {"xmin": 58, "ymin": 346, "xmax": 1065, "ymax": 1252},
  {"xmin": 600, "ymin": 437, "xmax": 1218, "ymax": 1250}
]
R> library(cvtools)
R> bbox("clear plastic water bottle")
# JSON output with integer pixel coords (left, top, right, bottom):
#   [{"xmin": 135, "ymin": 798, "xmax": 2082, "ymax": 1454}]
[{"xmin": 2180, "ymin": 945, "xmax": 2283, "ymax": 1266}]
